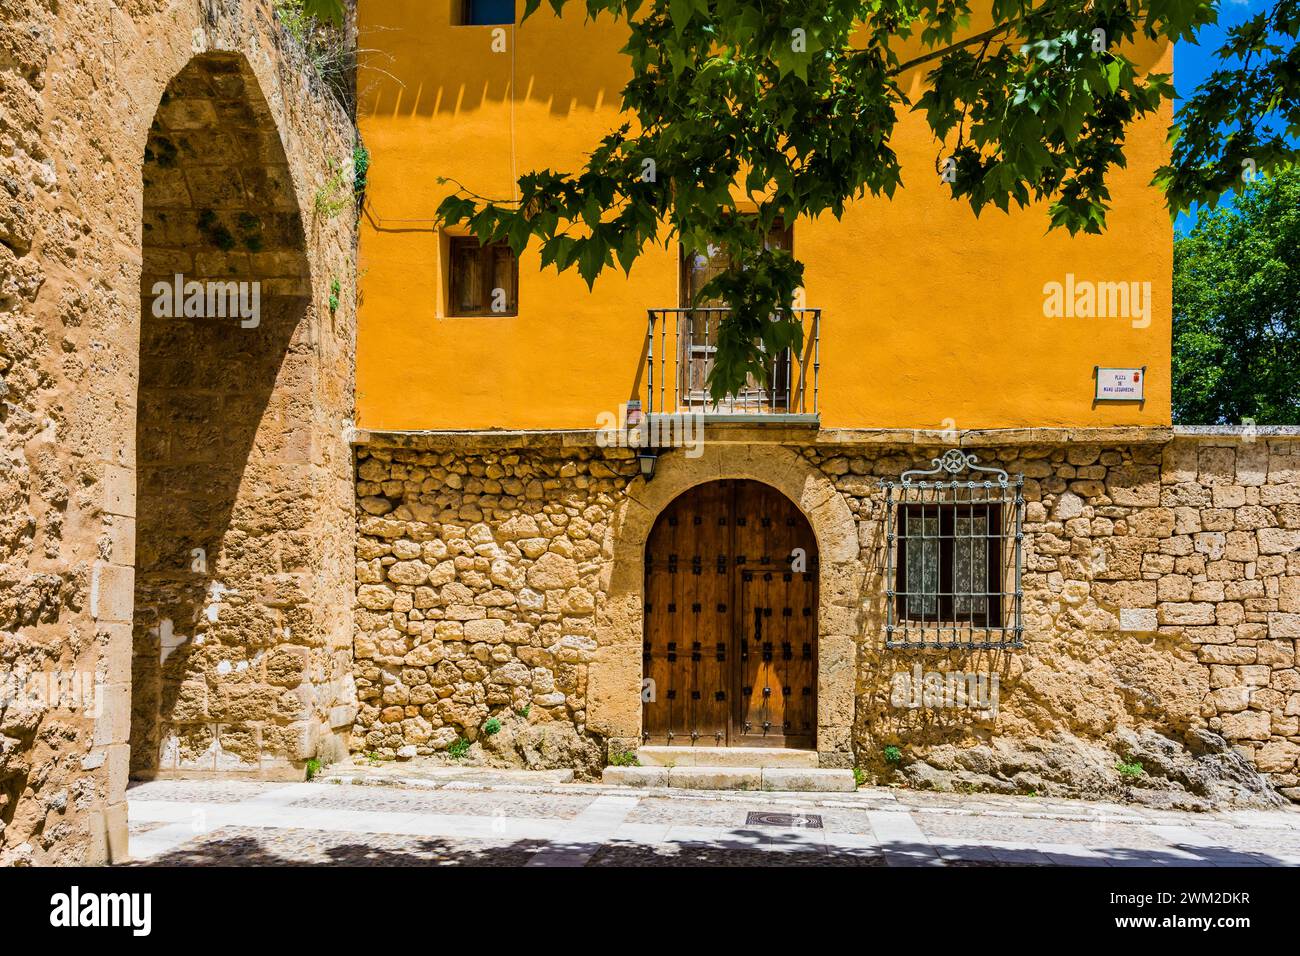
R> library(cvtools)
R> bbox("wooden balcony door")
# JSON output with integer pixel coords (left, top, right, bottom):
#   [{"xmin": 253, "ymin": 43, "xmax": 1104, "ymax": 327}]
[
  {"xmin": 642, "ymin": 480, "xmax": 818, "ymax": 748},
  {"xmin": 678, "ymin": 221, "xmax": 793, "ymax": 412}
]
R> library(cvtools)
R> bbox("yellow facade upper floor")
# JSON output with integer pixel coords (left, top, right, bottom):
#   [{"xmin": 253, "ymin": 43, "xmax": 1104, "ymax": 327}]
[{"xmin": 356, "ymin": 1, "xmax": 1173, "ymax": 432}]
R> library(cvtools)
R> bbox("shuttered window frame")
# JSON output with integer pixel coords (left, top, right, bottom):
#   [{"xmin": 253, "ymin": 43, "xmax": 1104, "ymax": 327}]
[{"xmin": 446, "ymin": 235, "xmax": 519, "ymax": 317}]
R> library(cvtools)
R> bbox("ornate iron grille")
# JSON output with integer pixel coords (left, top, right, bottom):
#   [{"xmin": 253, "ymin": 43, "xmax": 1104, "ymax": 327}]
[{"xmin": 881, "ymin": 449, "xmax": 1024, "ymax": 649}]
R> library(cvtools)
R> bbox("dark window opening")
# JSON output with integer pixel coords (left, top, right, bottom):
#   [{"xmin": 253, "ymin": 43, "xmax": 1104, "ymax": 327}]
[
  {"xmin": 895, "ymin": 503, "xmax": 1004, "ymax": 627},
  {"xmin": 459, "ymin": 0, "xmax": 515, "ymax": 25},
  {"xmin": 679, "ymin": 217, "xmax": 792, "ymax": 308},
  {"xmin": 448, "ymin": 236, "xmax": 519, "ymax": 316}
]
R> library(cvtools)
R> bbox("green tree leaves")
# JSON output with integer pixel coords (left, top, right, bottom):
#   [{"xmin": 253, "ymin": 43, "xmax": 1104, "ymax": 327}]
[
  {"xmin": 1173, "ymin": 166, "xmax": 1300, "ymax": 424},
  {"xmin": 1158, "ymin": 0, "xmax": 1300, "ymax": 219},
  {"xmin": 1175, "ymin": 166, "xmax": 1294, "ymax": 424},
  {"xmin": 435, "ymin": 1, "xmax": 1293, "ymax": 403}
]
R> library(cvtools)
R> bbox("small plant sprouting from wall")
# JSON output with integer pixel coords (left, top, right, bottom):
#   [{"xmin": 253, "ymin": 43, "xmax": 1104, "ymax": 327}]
[
  {"xmin": 447, "ymin": 737, "xmax": 471, "ymax": 760},
  {"xmin": 329, "ymin": 277, "xmax": 341, "ymax": 314},
  {"xmin": 515, "ymin": 704, "xmax": 530, "ymax": 719},
  {"xmin": 883, "ymin": 745, "xmax": 902, "ymax": 765},
  {"xmin": 305, "ymin": 757, "xmax": 321, "ymax": 781},
  {"xmin": 852, "ymin": 767, "xmax": 867, "ymax": 788},
  {"xmin": 273, "ymin": 0, "xmax": 355, "ymax": 112},
  {"xmin": 353, "ymin": 143, "xmax": 370, "ymax": 198},
  {"xmin": 1116, "ymin": 758, "xmax": 1145, "ymax": 779},
  {"xmin": 314, "ymin": 159, "xmax": 352, "ymax": 221},
  {"xmin": 482, "ymin": 717, "xmax": 501, "ymax": 737},
  {"xmin": 607, "ymin": 747, "xmax": 639, "ymax": 768}
]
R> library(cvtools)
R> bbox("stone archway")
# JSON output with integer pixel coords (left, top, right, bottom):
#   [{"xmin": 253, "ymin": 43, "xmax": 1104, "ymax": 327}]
[
  {"xmin": 0, "ymin": 0, "xmax": 357, "ymax": 865},
  {"xmin": 591, "ymin": 443, "xmax": 864, "ymax": 767},
  {"xmin": 130, "ymin": 52, "xmax": 336, "ymax": 779}
]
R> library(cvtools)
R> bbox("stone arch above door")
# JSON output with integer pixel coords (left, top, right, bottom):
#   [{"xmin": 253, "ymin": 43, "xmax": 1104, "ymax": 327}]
[{"xmin": 591, "ymin": 443, "xmax": 863, "ymax": 766}]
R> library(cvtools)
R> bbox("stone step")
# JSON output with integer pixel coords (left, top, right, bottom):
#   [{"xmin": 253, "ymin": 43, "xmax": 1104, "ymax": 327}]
[
  {"xmin": 635, "ymin": 746, "xmax": 819, "ymax": 768},
  {"xmin": 603, "ymin": 765, "xmax": 856, "ymax": 792}
]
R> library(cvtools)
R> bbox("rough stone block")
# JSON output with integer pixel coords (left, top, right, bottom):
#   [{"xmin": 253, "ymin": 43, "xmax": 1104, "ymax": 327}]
[
  {"xmin": 669, "ymin": 767, "xmax": 761, "ymax": 790},
  {"xmin": 1119, "ymin": 608, "xmax": 1158, "ymax": 632},
  {"xmin": 760, "ymin": 768, "xmax": 856, "ymax": 792},
  {"xmin": 1158, "ymin": 602, "xmax": 1216, "ymax": 625},
  {"xmin": 1220, "ymin": 710, "xmax": 1271, "ymax": 741},
  {"xmin": 601, "ymin": 766, "xmax": 668, "ymax": 787},
  {"xmin": 1270, "ymin": 613, "xmax": 1300, "ymax": 639},
  {"xmin": 92, "ymin": 563, "xmax": 134, "ymax": 623},
  {"xmin": 102, "ymin": 463, "xmax": 136, "ymax": 517}
]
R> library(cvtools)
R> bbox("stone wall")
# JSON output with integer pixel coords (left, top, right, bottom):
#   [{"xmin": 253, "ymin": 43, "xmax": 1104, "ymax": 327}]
[
  {"xmin": 353, "ymin": 428, "xmax": 1299, "ymax": 807},
  {"xmin": 834, "ymin": 431, "xmax": 1299, "ymax": 807},
  {"xmin": 0, "ymin": 0, "xmax": 357, "ymax": 864},
  {"xmin": 352, "ymin": 437, "xmax": 632, "ymax": 775}
]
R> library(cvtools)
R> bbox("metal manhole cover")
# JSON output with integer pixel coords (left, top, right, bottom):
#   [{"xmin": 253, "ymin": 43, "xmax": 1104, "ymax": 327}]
[{"xmin": 746, "ymin": 811, "xmax": 823, "ymax": 829}]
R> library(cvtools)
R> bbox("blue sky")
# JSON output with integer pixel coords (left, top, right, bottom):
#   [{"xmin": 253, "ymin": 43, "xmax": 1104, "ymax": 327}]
[{"xmin": 1172, "ymin": 0, "xmax": 1275, "ymax": 232}]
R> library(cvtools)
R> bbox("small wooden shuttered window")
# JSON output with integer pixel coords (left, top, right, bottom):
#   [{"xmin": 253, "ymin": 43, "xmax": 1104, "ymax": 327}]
[{"xmin": 448, "ymin": 237, "xmax": 518, "ymax": 316}]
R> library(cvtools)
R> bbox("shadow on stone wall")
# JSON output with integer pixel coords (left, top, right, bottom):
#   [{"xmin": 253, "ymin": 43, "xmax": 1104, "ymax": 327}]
[{"xmin": 132, "ymin": 53, "xmax": 313, "ymax": 778}]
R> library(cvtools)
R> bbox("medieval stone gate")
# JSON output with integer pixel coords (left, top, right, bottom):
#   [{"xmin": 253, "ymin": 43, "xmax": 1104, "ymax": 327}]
[{"xmin": 0, "ymin": 0, "xmax": 356, "ymax": 865}]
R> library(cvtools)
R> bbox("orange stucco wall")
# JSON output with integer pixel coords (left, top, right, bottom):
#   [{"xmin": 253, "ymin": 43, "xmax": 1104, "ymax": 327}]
[{"xmin": 356, "ymin": 2, "xmax": 1173, "ymax": 431}]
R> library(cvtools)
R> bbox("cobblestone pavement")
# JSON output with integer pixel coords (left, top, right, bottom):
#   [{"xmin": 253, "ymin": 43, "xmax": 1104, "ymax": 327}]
[{"xmin": 125, "ymin": 775, "xmax": 1300, "ymax": 867}]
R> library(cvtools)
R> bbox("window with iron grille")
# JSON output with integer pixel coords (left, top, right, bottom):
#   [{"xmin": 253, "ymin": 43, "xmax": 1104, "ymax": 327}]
[{"xmin": 882, "ymin": 450, "xmax": 1023, "ymax": 649}]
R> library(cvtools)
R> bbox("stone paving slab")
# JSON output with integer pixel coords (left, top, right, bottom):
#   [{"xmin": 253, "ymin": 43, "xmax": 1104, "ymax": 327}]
[
  {"xmin": 585, "ymin": 841, "xmax": 886, "ymax": 867},
  {"xmin": 526, "ymin": 795, "xmax": 640, "ymax": 867},
  {"xmin": 317, "ymin": 760, "xmax": 575, "ymax": 790},
  {"xmin": 125, "ymin": 776, "xmax": 1300, "ymax": 867},
  {"xmin": 132, "ymin": 826, "xmax": 549, "ymax": 866},
  {"xmin": 126, "ymin": 780, "xmax": 286, "ymax": 804},
  {"xmin": 288, "ymin": 786, "xmax": 596, "ymax": 820},
  {"xmin": 914, "ymin": 812, "xmax": 1178, "ymax": 849}
]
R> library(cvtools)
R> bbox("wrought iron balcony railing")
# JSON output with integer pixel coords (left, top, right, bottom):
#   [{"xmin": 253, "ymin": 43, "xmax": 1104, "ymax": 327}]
[{"xmin": 644, "ymin": 307, "xmax": 821, "ymax": 416}]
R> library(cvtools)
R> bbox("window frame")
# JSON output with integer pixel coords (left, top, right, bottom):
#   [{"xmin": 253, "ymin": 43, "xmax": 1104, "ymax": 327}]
[
  {"xmin": 675, "ymin": 216, "xmax": 796, "ymax": 410},
  {"xmin": 895, "ymin": 502, "xmax": 1004, "ymax": 627},
  {"xmin": 456, "ymin": 0, "xmax": 516, "ymax": 26},
  {"xmin": 446, "ymin": 235, "xmax": 519, "ymax": 317}
]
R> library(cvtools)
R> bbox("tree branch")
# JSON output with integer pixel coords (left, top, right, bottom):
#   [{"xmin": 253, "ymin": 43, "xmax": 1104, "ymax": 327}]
[{"xmin": 885, "ymin": 21, "xmax": 1018, "ymax": 77}]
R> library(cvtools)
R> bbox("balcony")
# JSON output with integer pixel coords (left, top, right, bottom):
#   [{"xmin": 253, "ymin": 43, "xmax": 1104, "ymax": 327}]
[{"xmin": 643, "ymin": 308, "xmax": 821, "ymax": 419}]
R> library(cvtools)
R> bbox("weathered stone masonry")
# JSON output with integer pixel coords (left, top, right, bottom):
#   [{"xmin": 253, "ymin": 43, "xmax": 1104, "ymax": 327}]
[
  {"xmin": 353, "ymin": 427, "xmax": 1300, "ymax": 806},
  {"xmin": 351, "ymin": 435, "xmax": 630, "ymax": 775},
  {"xmin": 0, "ymin": 1, "xmax": 1292, "ymax": 869},
  {"xmin": 1, "ymin": 0, "xmax": 356, "ymax": 865}
]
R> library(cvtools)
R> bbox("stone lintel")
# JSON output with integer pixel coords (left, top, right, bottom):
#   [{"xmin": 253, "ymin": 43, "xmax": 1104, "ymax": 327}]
[{"xmin": 353, "ymin": 424, "xmax": 1179, "ymax": 451}]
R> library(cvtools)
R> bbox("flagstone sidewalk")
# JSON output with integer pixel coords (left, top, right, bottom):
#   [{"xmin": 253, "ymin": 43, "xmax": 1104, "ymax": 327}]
[{"xmin": 123, "ymin": 767, "xmax": 1300, "ymax": 867}]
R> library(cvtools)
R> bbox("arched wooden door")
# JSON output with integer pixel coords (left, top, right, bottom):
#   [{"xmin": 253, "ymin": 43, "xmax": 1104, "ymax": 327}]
[{"xmin": 642, "ymin": 480, "xmax": 818, "ymax": 748}]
